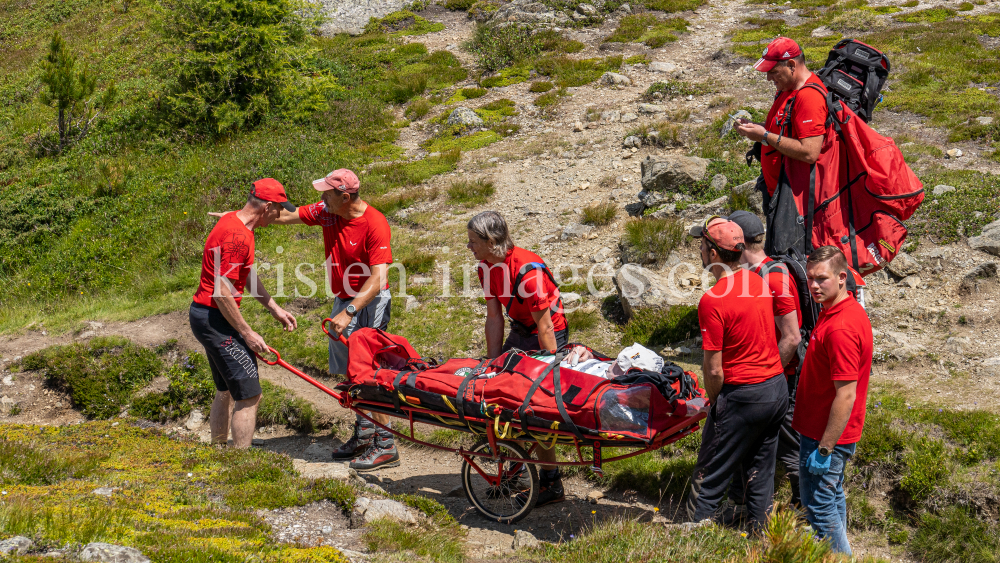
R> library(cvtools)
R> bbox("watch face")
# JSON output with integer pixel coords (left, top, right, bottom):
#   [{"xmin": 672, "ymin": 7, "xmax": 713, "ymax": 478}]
[{"xmin": 346, "ymin": 305, "xmax": 356, "ymax": 314}]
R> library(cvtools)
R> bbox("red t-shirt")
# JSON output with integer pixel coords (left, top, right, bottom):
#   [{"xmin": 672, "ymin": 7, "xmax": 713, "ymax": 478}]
[
  {"xmin": 298, "ymin": 202, "xmax": 393, "ymax": 299},
  {"xmin": 697, "ymin": 269, "xmax": 784, "ymax": 385},
  {"xmin": 477, "ymin": 248, "xmax": 567, "ymax": 334},
  {"xmin": 792, "ymin": 296, "xmax": 873, "ymax": 444},
  {"xmin": 761, "ymin": 73, "xmax": 829, "ymax": 195},
  {"xmin": 754, "ymin": 257, "xmax": 802, "ymax": 376},
  {"xmin": 193, "ymin": 212, "xmax": 254, "ymax": 308}
]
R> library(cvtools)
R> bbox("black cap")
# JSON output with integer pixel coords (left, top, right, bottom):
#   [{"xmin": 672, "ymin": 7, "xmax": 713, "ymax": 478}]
[{"xmin": 725, "ymin": 210, "xmax": 764, "ymax": 240}]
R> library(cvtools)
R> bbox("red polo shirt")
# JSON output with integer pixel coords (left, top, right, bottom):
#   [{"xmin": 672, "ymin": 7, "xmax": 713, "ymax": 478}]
[
  {"xmin": 193, "ymin": 212, "xmax": 254, "ymax": 308},
  {"xmin": 754, "ymin": 257, "xmax": 802, "ymax": 376},
  {"xmin": 477, "ymin": 247, "xmax": 567, "ymax": 334},
  {"xmin": 792, "ymin": 295, "xmax": 873, "ymax": 444},
  {"xmin": 298, "ymin": 202, "xmax": 392, "ymax": 299},
  {"xmin": 698, "ymin": 269, "xmax": 784, "ymax": 385},
  {"xmin": 762, "ymin": 73, "xmax": 829, "ymax": 195}
]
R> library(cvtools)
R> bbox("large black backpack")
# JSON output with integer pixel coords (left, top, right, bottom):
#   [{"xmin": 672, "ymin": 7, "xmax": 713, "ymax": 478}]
[{"xmin": 815, "ymin": 39, "xmax": 890, "ymax": 123}]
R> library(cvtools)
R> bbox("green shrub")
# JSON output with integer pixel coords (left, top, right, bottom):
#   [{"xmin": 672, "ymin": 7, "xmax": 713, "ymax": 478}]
[
  {"xmin": 131, "ymin": 353, "xmax": 216, "ymax": 422},
  {"xmin": 0, "ymin": 440, "xmax": 104, "ymax": 486},
  {"xmin": 644, "ymin": 0, "xmax": 705, "ymax": 12},
  {"xmin": 444, "ymin": 0, "xmax": 476, "ymax": 10},
  {"xmin": 894, "ymin": 6, "xmax": 957, "ymax": 21},
  {"xmin": 159, "ymin": 0, "xmax": 336, "ymax": 134},
  {"xmin": 529, "ymin": 81, "xmax": 554, "ymax": 93},
  {"xmin": 725, "ymin": 190, "xmax": 754, "ymax": 213},
  {"xmin": 535, "ymin": 55, "xmax": 623, "ymax": 87},
  {"xmin": 624, "ymin": 217, "xmax": 684, "ymax": 262},
  {"xmin": 900, "ymin": 437, "xmax": 948, "ymax": 503},
  {"xmin": 386, "ymin": 72, "xmax": 428, "ymax": 104},
  {"xmin": 566, "ymin": 309, "xmax": 598, "ymax": 332},
  {"xmin": 257, "ymin": 380, "xmax": 319, "ymax": 433},
  {"xmin": 958, "ymin": 1, "xmax": 974, "ymax": 9},
  {"xmin": 910, "ymin": 506, "xmax": 1000, "ymax": 563},
  {"xmin": 901, "ymin": 0, "xmax": 918, "ymax": 5},
  {"xmin": 535, "ymin": 29, "xmax": 586, "ymax": 53},
  {"xmin": 621, "ymin": 305, "xmax": 699, "ymax": 347},
  {"xmin": 447, "ymin": 178, "xmax": 495, "ymax": 205},
  {"xmin": 534, "ymin": 87, "xmax": 568, "ymax": 107},
  {"xmin": 467, "ymin": 23, "xmax": 540, "ymax": 73},
  {"xmin": 458, "ymin": 86, "xmax": 487, "ymax": 99},
  {"xmin": 364, "ymin": 10, "xmax": 444, "ymax": 35},
  {"xmin": 830, "ymin": 8, "xmax": 888, "ymax": 31},
  {"xmin": 582, "ymin": 201, "xmax": 618, "ymax": 226},
  {"xmin": 23, "ymin": 337, "xmax": 162, "ymax": 419},
  {"xmin": 405, "ymin": 97, "xmax": 432, "ymax": 119}
]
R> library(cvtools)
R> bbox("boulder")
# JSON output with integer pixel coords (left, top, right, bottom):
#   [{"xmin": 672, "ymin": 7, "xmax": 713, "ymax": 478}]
[
  {"xmin": 709, "ymin": 174, "xmax": 727, "ymax": 191},
  {"xmin": 640, "ymin": 155, "xmax": 709, "ymax": 192},
  {"xmin": 638, "ymin": 103, "xmax": 666, "ymax": 114},
  {"xmin": 649, "ymin": 61, "xmax": 678, "ymax": 73},
  {"xmin": 512, "ymin": 529, "xmax": 542, "ymax": 550},
  {"xmin": 621, "ymin": 112, "xmax": 638, "ymax": 123},
  {"xmin": 80, "ymin": 543, "xmax": 150, "ymax": 563},
  {"xmin": 577, "ymin": 2, "xmax": 597, "ymax": 15},
  {"xmin": 447, "ymin": 107, "xmax": 484, "ymax": 128},
  {"xmin": 601, "ymin": 109, "xmax": 621, "ymax": 122},
  {"xmin": 730, "ymin": 179, "xmax": 763, "ymax": 214},
  {"xmin": 624, "ymin": 201, "xmax": 646, "ymax": 217},
  {"xmin": 184, "ymin": 408, "xmax": 204, "ymax": 431},
  {"xmin": 293, "ymin": 460, "xmax": 354, "ymax": 480},
  {"xmin": 720, "ymin": 110, "xmax": 752, "ymax": 138},
  {"xmin": 977, "ymin": 116, "xmax": 994, "ymax": 125},
  {"xmin": 945, "ymin": 337, "xmax": 970, "ymax": 354},
  {"xmin": 959, "ymin": 262, "xmax": 998, "ymax": 294},
  {"xmin": 586, "ymin": 490, "xmax": 605, "ymax": 504},
  {"xmin": 405, "ymin": 295, "xmax": 420, "ymax": 312},
  {"xmin": 946, "ymin": 148, "xmax": 964, "ymax": 159},
  {"xmin": 623, "ymin": 135, "xmax": 642, "ymax": 149},
  {"xmin": 601, "ymin": 72, "xmax": 632, "ymax": 87},
  {"xmin": 0, "ymin": 537, "xmax": 33, "ymax": 556},
  {"xmin": 638, "ymin": 190, "xmax": 668, "ymax": 208},
  {"xmin": 613, "ymin": 264, "xmax": 694, "ymax": 318},
  {"xmin": 899, "ymin": 275, "xmax": 921, "ymax": 288},
  {"xmin": 886, "ymin": 251, "xmax": 920, "ymax": 278},
  {"xmin": 560, "ymin": 223, "xmax": 594, "ymax": 240},
  {"xmin": 969, "ymin": 219, "xmax": 1000, "ymax": 256},
  {"xmin": 352, "ymin": 497, "xmax": 417, "ymax": 526},
  {"xmin": 932, "ymin": 184, "xmax": 956, "ymax": 196}
]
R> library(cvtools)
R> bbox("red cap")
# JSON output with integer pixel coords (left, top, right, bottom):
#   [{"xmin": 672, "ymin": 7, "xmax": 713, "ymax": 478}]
[
  {"xmin": 313, "ymin": 169, "xmax": 360, "ymax": 194},
  {"xmin": 251, "ymin": 178, "xmax": 295, "ymax": 212},
  {"xmin": 753, "ymin": 37, "xmax": 803, "ymax": 72},
  {"xmin": 689, "ymin": 216, "xmax": 745, "ymax": 251}
]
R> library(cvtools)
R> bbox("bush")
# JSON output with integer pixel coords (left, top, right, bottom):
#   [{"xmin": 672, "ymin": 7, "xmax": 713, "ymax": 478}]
[
  {"xmin": 644, "ymin": 0, "xmax": 705, "ymax": 12},
  {"xmin": 830, "ymin": 9, "xmax": 888, "ymax": 31},
  {"xmin": 895, "ymin": 6, "xmax": 957, "ymax": 21},
  {"xmin": 386, "ymin": 73, "xmax": 428, "ymax": 104},
  {"xmin": 458, "ymin": 86, "xmax": 487, "ymax": 99},
  {"xmin": 900, "ymin": 437, "xmax": 948, "ymax": 503},
  {"xmin": 726, "ymin": 189, "xmax": 754, "ymax": 213},
  {"xmin": 467, "ymin": 23, "xmax": 540, "ymax": 73},
  {"xmin": 535, "ymin": 29, "xmax": 586, "ymax": 53},
  {"xmin": 444, "ymin": 0, "xmax": 476, "ymax": 9},
  {"xmin": 536, "ymin": 55, "xmax": 623, "ymax": 87},
  {"xmin": 624, "ymin": 217, "xmax": 684, "ymax": 262},
  {"xmin": 23, "ymin": 337, "xmax": 162, "ymax": 419},
  {"xmin": 131, "ymin": 353, "xmax": 216, "ymax": 422},
  {"xmin": 910, "ymin": 506, "xmax": 1000, "ymax": 563},
  {"xmin": 604, "ymin": 14, "xmax": 687, "ymax": 47},
  {"xmin": 621, "ymin": 305, "xmax": 699, "ymax": 347},
  {"xmin": 405, "ymin": 97, "xmax": 432, "ymax": 120},
  {"xmin": 257, "ymin": 380, "xmax": 318, "ymax": 433},
  {"xmin": 529, "ymin": 81, "xmax": 554, "ymax": 93},
  {"xmin": 582, "ymin": 201, "xmax": 618, "ymax": 226},
  {"xmin": 534, "ymin": 87, "xmax": 568, "ymax": 108},
  {"xmin": 447, "ymin": 178, "xmax": 495, "ymax": 205}
]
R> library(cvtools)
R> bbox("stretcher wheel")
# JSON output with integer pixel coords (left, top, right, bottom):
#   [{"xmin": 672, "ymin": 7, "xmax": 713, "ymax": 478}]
[{"xmin": 461, "ymin": 440, "xmax": 539, "ymax": 524}]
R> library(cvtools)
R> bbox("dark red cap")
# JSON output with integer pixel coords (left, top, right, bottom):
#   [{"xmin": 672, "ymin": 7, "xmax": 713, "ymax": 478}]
[
  {"xmin": 313, "ymin": 169, "xmax": 360, "ymax": 194},
  {"xmin": 753, "ymin": 37, "xmax": 803, "ymax": 72},
  {"xmin": 689, "ymin": 216, "xmax": 745, "ymax": 251},
  {"xmin": 251, "ymin": 178, "xmax": 295, "ymax": 212}
]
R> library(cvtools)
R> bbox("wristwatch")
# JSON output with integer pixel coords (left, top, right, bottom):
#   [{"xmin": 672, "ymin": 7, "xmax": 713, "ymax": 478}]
[
  {"xmin": 818, "ymin": 446, "xmax": 832, "ymax": 457},
  {"xmin": 345, "ymin": 304, "xmax": 357, "ymax": 317},
  {"xmin": 762, "ymin": 131, "xmax": 770, "ymax": 146}
]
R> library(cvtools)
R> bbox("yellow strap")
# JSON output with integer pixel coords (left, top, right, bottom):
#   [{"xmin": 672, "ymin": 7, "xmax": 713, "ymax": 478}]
[
  {"xmin": 442, "ymin": 395, "xmax": 458, "ymax": 414},
  {"xmin": 494, "ymin": 415, "xmax": 513, "ymax": 440}
]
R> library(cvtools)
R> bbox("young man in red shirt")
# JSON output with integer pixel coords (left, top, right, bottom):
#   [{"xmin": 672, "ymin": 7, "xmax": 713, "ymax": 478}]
[
  {"xmin": 466, "ymin": 210, "xmax": 569, "ymax": 506},
  {"xmin": 684, "ymin": 216, "xmax": 789, "ymax": 532},
  {"xmin": 723, "ymin": 211, "xmax": 804, "ymax": 521},
  {"xmin": 794, "ymin": 246, "xmax": 873, "ymax": 555},
  {"xmin": 190, "ymin": 179, "xmax": 298, "ymax": 448},
  {"xmin": 268, "ymin": 169, "xmax": 398, "ymax": 471}
]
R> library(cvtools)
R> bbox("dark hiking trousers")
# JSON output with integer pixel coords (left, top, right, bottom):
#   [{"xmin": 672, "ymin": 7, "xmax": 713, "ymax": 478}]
[
  {"xmin": 685, "ymin": 374, "xmax": 789, "ymax": 532},
  {"xmin": 729, "ymin": 373, "xmax": 802, "ymax": 507}
]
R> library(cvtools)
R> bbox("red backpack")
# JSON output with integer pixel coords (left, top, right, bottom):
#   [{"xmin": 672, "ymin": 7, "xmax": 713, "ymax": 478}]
[{"xmin": 763, "ymin": 82, "xmax": 924, "ymax": 276}]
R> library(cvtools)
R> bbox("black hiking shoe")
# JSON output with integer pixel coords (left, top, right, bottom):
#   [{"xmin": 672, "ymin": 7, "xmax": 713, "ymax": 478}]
[
  {"xmin": 718, "ymin": 500, "xmax": 748, "ymax": 529},
  {"xmin": 349, "ymin": 435, "xmax": 400, "ymax": 472},
  {"xmin": 332, "ymin": 419, "xmax": 375, "ymax": 461},
  {"xmin": 517, "ymin": 468, "xmax": 564, "ymax": 507}
]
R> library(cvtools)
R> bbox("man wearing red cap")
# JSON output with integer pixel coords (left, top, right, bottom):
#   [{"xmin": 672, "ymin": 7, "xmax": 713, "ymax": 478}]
[
  {"xmin": 267, "ymin": 168, "xmax": 399, "ymax": 471},
  {"xmin": 190, "ymin": 179, "xmax": 299, "ymax": 448},
  {"xmin": 735, "ymin": 37, "xmax": 829, "ymax": 199},
  {"xmin": 684, "ymin": 216, "xmax": 789, "ymax": 533}
]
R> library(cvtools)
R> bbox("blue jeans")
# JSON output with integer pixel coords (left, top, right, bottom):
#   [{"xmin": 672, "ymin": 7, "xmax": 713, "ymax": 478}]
[{"xmin": 799, "ymin": 436, "xmax": 856, "ymax": 555}]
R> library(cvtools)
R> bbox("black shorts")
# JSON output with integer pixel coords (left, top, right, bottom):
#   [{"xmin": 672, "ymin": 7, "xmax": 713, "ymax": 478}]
[
  {"xmin": 189, "ymin": 302, "xmax": 262, "ymax": 401},
  {"xmin": 501, "ymin": 327, "xmax": 569, "ymax": 353}
]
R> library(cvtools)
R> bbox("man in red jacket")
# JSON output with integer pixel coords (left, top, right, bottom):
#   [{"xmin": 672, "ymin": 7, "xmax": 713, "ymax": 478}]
[
  {"xmin": 685, "ymin": 216, "xmax": 789, "ymax": 532},
  {"xmin": 794, "ymin": 246, "xmax": 872, "ymax": 555}
]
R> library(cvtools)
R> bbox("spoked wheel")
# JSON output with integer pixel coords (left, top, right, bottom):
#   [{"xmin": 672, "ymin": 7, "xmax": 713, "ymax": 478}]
[{"xmin": 461, "ymin": 440, "xmax": 539, "ymax": 524}]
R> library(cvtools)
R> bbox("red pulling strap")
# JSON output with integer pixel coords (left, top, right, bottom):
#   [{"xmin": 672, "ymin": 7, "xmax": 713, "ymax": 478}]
[
  {"xmin": 321, "ymin": 317, "xmax": 350, "ymax": 346},
  {"xmin": 255, "ymin": 345, "xmax": 344, "ymax": 403}
]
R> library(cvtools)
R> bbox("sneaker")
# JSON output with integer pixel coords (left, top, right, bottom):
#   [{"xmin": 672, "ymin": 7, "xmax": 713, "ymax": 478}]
[
  {"xmin": 717, "ymin": 499, "xmax": 748, "ymax": 528},
  {"xmin": 330, "ymin": 433, "xmax": 371, "ymax": 460},
  {"xmin": 350, "ymin": 435, "xmax": 400, "ymax": 472}
]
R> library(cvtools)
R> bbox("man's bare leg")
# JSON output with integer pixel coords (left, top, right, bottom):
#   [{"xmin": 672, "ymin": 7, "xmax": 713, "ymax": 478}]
[
  {"xmin": 230, "ymin": 393, "xmax": 262, "ymax": 448},
  {"xmin": 535, "ymin": 442, "xmax": 557, "ymax": 470},
  {"xmin": 210, "ymin": 391, "xmax": 233, "ymax": 445},
  {"xmin": 370, "ymin": 411, "xmax": 392, "ymax": 430}
]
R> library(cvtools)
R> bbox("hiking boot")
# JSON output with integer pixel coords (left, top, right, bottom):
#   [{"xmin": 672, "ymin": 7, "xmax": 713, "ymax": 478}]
[
  {"xmin": 350, "ymin": 434, "xmax": 400, "ymax": 472},
  {"xmin": 717, "ymin": 500, "xmax": 748, "ymax": 529},
  {"xmin": 330, "ymin": 433, "xmax": 371, "ymax": 460},
  {"xmin": 517, "ymin": 468, "xmax": 564, "ymax": 507}
]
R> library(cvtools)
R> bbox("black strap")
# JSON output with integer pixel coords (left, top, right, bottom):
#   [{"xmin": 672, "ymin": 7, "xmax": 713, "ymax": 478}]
[
  {"xmin": 518, "ymin": 356, "xmax": 561, "ymax": 436},
  {"xmin": 505, "ymin": 263, "xmax": 564, "ymax": 332},
  {"xmin": 392, "ymin": 370, "xmax": 413, "ymax": 409},
  {"xmin": 551, "ymin": 363, "xmax": 585, "ymax": 441},
  {"xmin": 455, "ymin": 366, "xmax": 483, "ymax": 425}
]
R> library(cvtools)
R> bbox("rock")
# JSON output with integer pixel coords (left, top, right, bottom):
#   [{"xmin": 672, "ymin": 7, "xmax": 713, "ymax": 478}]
[
  {"xmin": 946, "ymin": 337, "xmax": 971, "ymax": 354},
  {"xmin": 886, "ymin": 251, "xmax": 920, "ymax": 278},
  {"xmin": 80, "ymin": 543, "xmax": 150, "ymax": 563},
  {"xmin": 317, "ymin": 0, "xmax": 412, "ymax": 36},
  {"xmin": 623, "ymin": 135, "xmax": 642, "ymax": 149},
  {"xmin": 640, "ymin": 155, "xmax": 709, "ymax": 192},
  {"xmin": 577, "ymin": 2, "xmax": 597, "ymax": 15},
  {"xmin": 561, "ymin": 223, "xmax": 594, "ymax": 240},
  {"xmin": 613, "ymin": 264, "xmax": 694, "ymax": 318},
  {"xmin": 638, "ymin": 103, "xmax": 666, "ymax": 114},
  {"xmin": 571, "ymin": 11, "xmax": 588, "ymax": 20},
  {"xmin": 405, "ymin": 295, "xmax": 420, "ymax": 312},
  {"xmin": 946, "ymin": 148, "xmax": 964, "ymax": 159},
  {"xmin": 730, "ymin": 179, "xmax": 763, "ymax": 214},
  {"xmin": 710, "ymin": 174, "xmax": 727, "ymax": 191},
  {"xmin": 638, "ymin": 190, "xmax": 668, "ymax": 208},
  {"xmin": 184, "ymin": 409, "xmax": 204, "ymax": 431},
  {"xmin": 932, "ymin": 184, "xmax": 957, "ymax": 196},
  {"xmin": 977, "ymin": 116, "xmax": 994, "ymax": 125},
  {"xmin": 646, "ymin": 204, "xmax": 677, "ymax": 219},
  {"xmin": 573, "ymin": 121, "xmax": 584, "ymax": 132},
  {"xmin": 601, "ymin": 110, "xmax": 621, "ymax": 122},
  {"xmin": 294, "ymin": 460, "xmax": 353, "ymax": 480},
  {"xmin": 512, "ymin": 529, "xmax": 542, "ymax": 550},
  {"xmin": 92, "ymin": 487, "xmax": 115, "ymax": 497},
  {"xmin": 969, "ymin": 219, "xmax": 1000, "ymax": 256},
  {"xmin": 447, "ymin": 107, "xmax": 484, "ymax": 128},
  {"xmin": 586, "ymin": 490, "xmax": 604, "ymax": 504},
  {"xmin": 0, "ymin": 537, "xmax": 33, "ymax": 556},
  {"xmin": 601, "ymin": 72, "xmax": 632, "ymax": 87},
  {"xmin": 959, "ymin": 262, "xmax": 998, "ymax": 294},
  {"xmin": 624, "ymin": 201, "xmax": 646, "ymax": 217},
  {"xmin": 649, "ymin": 61, "xmax": 678, "ymax": 73},
  {"xmin": 984, "ymin": 357, "xmax": 1000, "ymax": 367},
  {"xmin": 621, "ymin": 112, "xmax": 638, "ymax": 123},
  {"xmin": 720, "ymin": 110, "xmax": 752, "ymax": 138},
  {"xmin": 540, "ymin": 234, "xmax": 558, "ymax": 243},
  {"xmin": 899, "ymin": 275, "xmax": 921, "ymax": 288},
  {"xmin": 599, "ymin": 41, "xmax": 625, "ymax": 52},
  {"xmin": 352, "ymin": 498, "xmax": 417, "ymax": 526},
  {"xmin": 811, "ymin": 25, "xmax": 834, "ymax": 37},
  {"xmin": 591, "ymin": 247, "xmax": 614, "ymax": 263}
]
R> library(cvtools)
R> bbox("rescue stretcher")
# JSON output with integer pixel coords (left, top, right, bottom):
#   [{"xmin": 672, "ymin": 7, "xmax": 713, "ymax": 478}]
[{"xmin": 254, "ymin": 318, "xmax": 708, "ymax": 524}]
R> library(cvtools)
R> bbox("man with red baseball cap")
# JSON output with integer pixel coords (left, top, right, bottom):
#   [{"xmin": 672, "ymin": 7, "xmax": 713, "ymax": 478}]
[
  {"xmin": 735, "ymin": 37, "xmax": 829, "ymax": 199},
  {"xmin": 190, "ymin": 179, "xmax": 298, "ymax": 448},
  {"xmin": 684, "ymin": 216, "xmax": 789, "ymax": 533}
]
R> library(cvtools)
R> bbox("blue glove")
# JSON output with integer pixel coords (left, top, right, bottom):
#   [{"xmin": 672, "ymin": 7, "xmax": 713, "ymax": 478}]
[{"xmin": 807, "ymin": 448, "xmax": 832, "ymax": 476}]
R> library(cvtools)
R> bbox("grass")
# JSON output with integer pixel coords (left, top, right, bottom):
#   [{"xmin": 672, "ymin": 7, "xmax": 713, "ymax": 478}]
[
  {"xmin": 364, "ymin": 10, "xmax": 446, "ymax": 36},
  {"xmin": 906, "ymin": 168, "xmax": 1000, "ymax": 244},
  {"xmin": 621, "ymin": 305, "xmax": 699, "ymax": 347},
  {"xmin": 0, "ymin": 439, "xmax": 104, "ymax": 486},
  {"xmin": 581, "ymin": 202, "xmax": 618, "ymax": 226},
  {"xmin": 446, "ymin": 86, "xmax": 487, "ymax": 104},
  {"xmin": 604, "ymin": 14, "xmax": 689, "ymax": 47},
  {"xmin": 405, "ymin": 97, "xmax": 432, "ymax": 120},
  {"xmin": 257, "ymin": 380, "xmax": 320, "ymax": 433},
  {"xmin": 566, "ymin": 309, "xmax": 599, "ymax": 332},
  {"xmin": 529, "ymin": 81, "xmax": 554, "ymax": 93},
  {"xmin": 910, "ymin": 506, "xmax": 1000, "ymax": 563},
  {"xmin": 364, "ymin": 519, "xmax": 466, "ymax": 562},
  {"xmin": 623, "ymin": 217, "xmax": 685, "ymax": 263},
  {"xmin": 645, "ymin": 80, "xmax": 713, "ymax": 99},
  {"xmin": 534, "ymin": 87, "xmax": 569, "ymax": 108},
  {"xmin": 444, "ymin": 0, "xmax": 476, "ymax": 9},
  {"xmin": 644, "ymin": 0, "xmax": 706, "ymax": 12},
  {"xmin": 535, "ymin": 56, "xmax": 623, "ymax": 87},
  {"xmin": 447, "ymin": 179, "xmax": 495, "ymax": 206},
  {"xmin": 894, "ymin": 6, "xmax": 957, "ymax": 22}
]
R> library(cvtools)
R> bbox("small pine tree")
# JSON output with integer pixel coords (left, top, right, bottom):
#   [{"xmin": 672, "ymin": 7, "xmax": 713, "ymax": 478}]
[{"xmin": 37, "ymin": 32, "xmax": 116, "ymax": 155}]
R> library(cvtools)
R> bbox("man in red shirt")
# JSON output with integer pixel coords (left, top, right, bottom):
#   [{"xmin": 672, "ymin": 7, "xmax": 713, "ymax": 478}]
[
  {"xmin": 467, "ymin": 210, "xmax": 569, "ymax": 507},
  {"xmin": 723, "ymin": 211, "xmax": 804, "ymax": 520},
  {"xmin": 190, "ymin": 179, "xmax": 298, "ymax": 448},
  {"xmin": 268, "ymin": 169, "xmax": 397, "ymax": 471},
  {"xmin": 793, "ymin": 246, "xmax": 873, "ymax": 555},
  {"xmin": 684, "ymin": 216, "xmax": 788, "ymax": 532}
]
